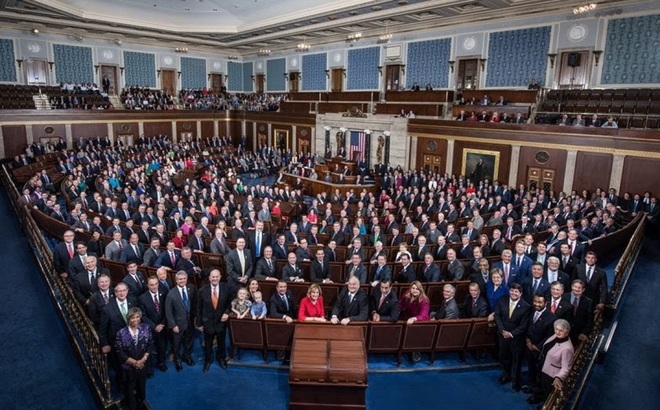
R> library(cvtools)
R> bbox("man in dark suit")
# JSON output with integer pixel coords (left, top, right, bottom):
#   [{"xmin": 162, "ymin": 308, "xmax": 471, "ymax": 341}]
[
  {"xmin": 494, "ymin": 283, "xmax": 531, "ymax": 391},
  {"xmin": 225, "ymin": 238, "xmax": 254, "ymax": 288},
  {"xmin": 421, "ymin": 253, "xmax": 441, "ymax": 282},
  {"xmin": 434, "ymin": 236, "xmax": 448, "ymax": 260},
  {"xmin": 247, "ymin": 221, "xmax": 271, "ymax": 260},
  {"xmin": 469, "ymin": 258, "xmax": 491, "ymax": 295},
  {"xmin": 165, "ymin": 271, "xmax": 198, "ymax": 371},
  {"xmin": 564, "ymin": 229, "xmax": 585, "ymax": 262},
  {"xmin": 195, "ymin": 269, "xmax": 232, "ymax": 371},
  {"xmin": 254, "ymin": 246, "xmax": 279, "ymax": 281},
  {"xmin": 370, "ymin": 280, "xmax": 399, "ymax": 322},
  {"xmin": 432, "ymin": 284, "xmax": 460, "ymax": 319},
  {"xmin": 175, "ymin": 247, "xmax": 203, "ymax": 277},
  {"xmin": 371, "ymin": 254, "xmax": 392, "ymax": 286},
  {"xmin": 572, "ymin": 251, "xmax": 608, "ymax": 309},
  {"xmin": 269, "ymin": 280, "xmax": 298, "ymax": 323},
  {"xmin": 68, "ymin": 242, "xmax": 96, "ymax": 278},
  {"xmin": 188, "ymin": 228, "xmax": 208, "ymax": 253},
  {"xmin": 272, "ymin": 234, "xmax": 289, "ymax": 260},
  {"xmin": 310, "ymin": 248, "xmax": 332, "ymax": 284},
  {"xmin": 99, "ymin": 282, "xmax": 136, "ymax": 366},
  {"xmin": 122, "ymin": 262, "xmax": 147, "ymax": 298},
  {"xmin": 547, "ymin": 281, "xmax": 572, "ymax": 322},
  {"xmin": 138, "ymin": 276, "xmax": 169, "ymax": 372},
  {"xmin": 71, "ymin": 255, "xmax": 109, "ymax": 306},
  {"xmin": 87, "ymin": 273, "xmax": 114, "ymax": 328},
  {"xmin": 331, "ymin": 276, "xmax": 369, "ymax": 325},
  {"xmin": 521, "ymin": 263, "xmax": 551, "ymax": 304},
  {"xmin": 396, "ymin": 254, "xmax": 418, "ymax": 283},
  {"xmin": 119, "ymin": 234, "xmax": 144, "ymax": 265},
  {"xmin": 563, "ymin": 279, "xmax": 593, "ymax": 343},
  {"xmin": 524, "ymin": 293, "xmax": 556, "ymax": 397},
  {"xmin": 544, "ymin": 257, "xmax": 571, "ymax": 291},
  {"xmin": 54, "ymin": 230, "xmax": 76, "ymax": 278},
  {"xmin": 558, "ymin": 243, "xmax": 579, "ymax": 274},
  {"xmin": 345, "ymin": 253, "xmax": 368, "ymax": 284},
  {"xmin": 444, "ymin": 249, "xmax": 465, "ymax": 281},
  {"xmin": 463, "ymin": 282, "xmax": 489, "ymax": 318}
]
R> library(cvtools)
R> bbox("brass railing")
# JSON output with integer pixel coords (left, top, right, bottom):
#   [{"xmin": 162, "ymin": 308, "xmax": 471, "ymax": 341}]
[
  {"xmin": 0, "ymin": 164, "xmax": 118, "ymax": 408},
  {"xmin": 541, "ymin": 212, "xmax": 646, "ymax": 410}
]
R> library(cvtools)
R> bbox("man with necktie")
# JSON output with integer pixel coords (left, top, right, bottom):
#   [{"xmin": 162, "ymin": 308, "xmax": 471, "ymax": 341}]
[
  {"xmin": 495, "ymin": 283, "xmax": 531, "ymax": 391},
  {"xmin": 572, "ymin": 251, "xmax": 607, "ymax": 309},
  {"xmin": 269, "ymin": 280, "xmax": 297, "ymax": 324},
  {"xmin": 331, "ymin": 276, "xmax": 368, "ymax": 325},
  {"xmin": 99, "ymin": 282, "xmax": 136, "ymax": 369},
  {"xmin": 165, "ymin": 271, "xmax": 197, "ymax": 371},
  {"xmin": 310, "ymin": 248, "xmax": 332, "ymax": 284},
  {"xmin": 226, "ymin": 238, "xmax": 253, "ymax": 289},
  {"xmin": 138, "ymin": 276, "xmax": 168, "ymax": 372},
  {"xmin": 196, "ymin": 269, "xmax": 232, "ymax": 371},
  {"xmin": 87, "ymin": 273, "xmax": 114, "ymax": 328}
]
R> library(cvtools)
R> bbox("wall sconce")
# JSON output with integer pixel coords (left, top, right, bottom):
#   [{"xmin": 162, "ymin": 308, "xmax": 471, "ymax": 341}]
[
  {"xmin": 177, "ymin": 71, "xmax": 182, "ymax": 79},
  {"xmin": 16, "ymin": 59, "xmax": 23, "ymax": 69},
  {"xmin": 119, "ymin": 66, "xmax": 125, "ymax": 75},
  {"xmin": 48, "ymin": 61, "xmax": 54, "ymax": 71},
  {"xmin": 324, "ymin": 126, "xmax": 331, "ymax": 131},
  {"xmin": 378, "ymin": 66, "xmax": 383, "ymax": 76},
  {"xmin": 225, "ymin": 75, "xmax": 229, "ymax": 81},
  {"xmin": 156, "ymin": 69, "xmax": 161, "ymax": 78},
  {"xmin": 325, "ymin": 69, "xmax": 330, "ymax": 79},
  {"xmin": 448, "ymin": 60, "xmax": 455, "ymax": 73},
  {"xmin": 284, "ymin": 72, "xmax": 288, "ymax": 79},
  {"xmin": 383, "ymin": 131, "xmax": 391, "ymax": 136},
  {"xmin": 228, "ymin": 54, "xmax": 239, "ymax": 60},
  {"xmin": 251, "ymin": 75, "xmax": 255, "ymax": 83},
  {"xmin": 479, "ymin": 58, "xmax": 487, "ymax": 71},
  {"xmin": 114, "ymin": 39, "xmax": 122, "ymax": 46},
  {"xmin": 593, "ymin": 50, "xmax": 603, "ymax": 66},
  {"xmin": 547, "ymin": 53, "xmax": 557, "ymax": 69},
  {"xmin": 342, "ymin": 69, "xmax": 347, "ymax": 78},
  {"xmin": 94, "ymin": 65, "xmax": 99, "ymax": 75},
  {"xmin": 401, "ymin": 64, "xmax": 405, "ymax": 75}
]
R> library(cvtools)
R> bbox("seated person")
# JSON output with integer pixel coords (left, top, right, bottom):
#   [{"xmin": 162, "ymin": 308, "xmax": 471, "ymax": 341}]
[
  {"xmin": 330, "ymin": 277, "xmax": 368, "ymax": 325},
  {"xmin": 298, "ymin": 284, "xmax": 326, "ymax": 322}
]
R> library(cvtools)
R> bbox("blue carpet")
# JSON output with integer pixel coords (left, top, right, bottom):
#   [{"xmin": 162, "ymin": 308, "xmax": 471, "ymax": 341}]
[
  {"xmin": 579, "ymin": 237, "xmax": 660, "ymax": 410},
  {"xmin": 0, "ymin": 191, "xmax": 97, "ymax": 409}
]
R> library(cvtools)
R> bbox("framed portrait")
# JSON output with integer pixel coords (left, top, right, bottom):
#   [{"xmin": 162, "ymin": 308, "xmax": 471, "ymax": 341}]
[
  {"xmin": 273, "ymin": 129, "xmax": 289, "ymax": 150},
  {"xmin": 461, "ymin": 148, "xmax": 500, "ymax": 183}
]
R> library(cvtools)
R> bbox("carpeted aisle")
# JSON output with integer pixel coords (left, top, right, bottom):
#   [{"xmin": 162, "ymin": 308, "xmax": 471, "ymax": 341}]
[{"xmin": 0, "ymin": 191, "xmax": 96, "ymax": 409}]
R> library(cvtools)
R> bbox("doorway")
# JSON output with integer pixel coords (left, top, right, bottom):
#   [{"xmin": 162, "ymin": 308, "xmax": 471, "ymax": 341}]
[
  {"xmin": 256, "ymin": 74, "xmax": 265, "ymax": 94},
  {"xmin": 100, "ymin": 65, "xmax": 118, "ymax": 94},
  {"xmin": 557, "ymin": 51, "xmax": 590, "ymax": 89},
  {"xmin": 385, "ymin": 65, "xmax": 403, "ymax": 91},
  {"xmin": 422, "ymin": 155, "xmax": 442, "ymax": 174},
  {"xmin": 24, "ymin": 59, "xmax": 48, "ymax": 85},
  {"xmin": 288, "ymin": 72, "xmax": 300, "ymax": 93},
  {"xmin": 161, "ymin": 69, "xmax": 176, "ymax": 93},
  {"xmin": 331, "ymin": 68, "xmax": 343, "ymax": 92},
  {"xmin": 456, "ymin": 59, "xmax": 479, "ymax": 93},
  {"xmin": 527, "ymin": 167, "xmax": 556, "ymax": 194},
  {"xmin": 210, "ymin": 73, "xmax": 223, "ymax": 94},
  {"xmin": 117, "ymin": 134, "xmax": 134, "ymax": 146}
]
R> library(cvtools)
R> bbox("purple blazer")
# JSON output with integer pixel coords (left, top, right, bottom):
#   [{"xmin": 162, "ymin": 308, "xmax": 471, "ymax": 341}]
[{"xmin": 114, "ymin": 323, "xmax": 153, "ymax": 371}]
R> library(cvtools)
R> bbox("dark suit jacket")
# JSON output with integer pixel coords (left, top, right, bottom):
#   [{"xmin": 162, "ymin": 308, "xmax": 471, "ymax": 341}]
[
  {"xmin": 68, "ymin": 253, "xmax": 98, "ymax": 277},
  {"xmin": 445, "ymin": 260, "xmax": 465, "ymax": 281},
  {"xmin": 99, "ymin": 297, "xmax": 137, "ymax": 347},
  {"xmin": 54, "ymin": 242, "xmax": 75, "ymax": 274},
  {"xmin": 369, "ymin": 290, "xmax": 399, "ymax": 322},
  {"xmin": 88, "ymin": 289, "xmax": 115, "ymax": 327},
  {"xmin": 188, "ymin": 236, "xmax": 207, "ymax": 253},
  {"xmin": 371, "ymin": 264, "xmax": 392, "ymax": 283},
  {"xmin": 395, "ymin": 264, "xmax": 419, "ymax": 283},
  {"xmin": 122, "ymin": 272, "xmax": 148, "ymax": 298},
  {"xmin": 254, "ymin": 257, "xmax": 278, "ymax": 280},
  {"xmin": 119, "ymin": 243, "xmax": 144, "ymax": 265},
  {"xmin": 491, "ymin": 239, "xmax": 506, "ymax": 256},
  {"xmin": 247, "ymin": 230, "xmax": 272, "ymax": 258},
  {"xmin": 521, "ymin": 277, "xmax": 551, "ymax": 304},
  {"xmin": 154, "ymin": 250, "xmax": 180, "ymax": 269},
  {"xmin": 544, "ymin": 270, "xmax": 571, "ymax": 291},
  {"xmin": 310, "ymin": 259, "xmax": 331, "ymax": 283},
  {"xmin": 331, "ymin": 288, "xmax": 368, "ymax": 321},
  {"xmin": 138, "ymin": 290, "xmax": 167, "ymax": 330},
  {"xmin": 165, "ymin": 285, "xmax": 197, "ymax": 331},
  {"xmin": 547, "ymin": 298, "xmax": 573, "ymax": 322},
  {"xmin": 562, "ymin": 293, "xmax": 593, "ymax": 340},
  {"xmin": 71, "ymin": 267, "xmax": 109, "ymax": 305},
  {"xmin": 573, "ymin": 264, "xmax": 608, "ymax": 304},
  {"xmin": 469, "ymin": 271, "xmax": 491, "ymax": 295},
  {"xmin": 195, "ymin": 283, "xmax": 232, "ymax": 334},
  {"xmin": 526, "ymin": 309, "xmax": 556, "ymax": 347},
  {"xmin": 463, "ymin": 295, "xmax": 489, "ymax": 318},
  {"xmin": 269, "ymin": 291, "xmax": 298, "ymax": 319},
  {"xmin": 494, "ymin": 297, "xmax": 531, "ymax": 339},
  {"xmin": 434, "ymin": 245, "xmax": 448, "ymax": 261},
  {"xmin": 175, "ymin": 257, "xmax": 200, "ymax": 277},
  {"xmin": 282, "ymin": 263, "xmax": 305, "ymax": 281},
  {"xmin": 225, "ymin": 249, "xmax": 254, "ymax": 286},
  {"xmin": 272, "ymin": 243, "xmax": 289, "ymax": 260},
  {"xmin": 433, "ymin": 298, "xmax": 459, "ymax": 319},
  {"xmin": 421, "ymin": 263, "xmax": 441, "ymax": 282}
]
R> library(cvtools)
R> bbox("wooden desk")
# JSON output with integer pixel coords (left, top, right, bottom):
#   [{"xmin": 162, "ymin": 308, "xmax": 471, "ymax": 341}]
[
  {"xmin": 281, "ymin": 172, "xmax": 371, "ymax": 197},
  {"xmin": 289, "ymin": 325, "xmax": 367, "ymax": 410}
]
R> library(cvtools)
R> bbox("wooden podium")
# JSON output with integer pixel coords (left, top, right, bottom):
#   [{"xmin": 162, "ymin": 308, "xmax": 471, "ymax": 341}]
[{"xmin": 289, "ymin": 325, "xmax": 368, "ymax": 410}]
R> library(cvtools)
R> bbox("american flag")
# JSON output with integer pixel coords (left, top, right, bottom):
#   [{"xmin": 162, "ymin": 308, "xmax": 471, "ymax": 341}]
[{"xmin": 349, "ymin": 131, "xmax": 366, "ymax": 162}]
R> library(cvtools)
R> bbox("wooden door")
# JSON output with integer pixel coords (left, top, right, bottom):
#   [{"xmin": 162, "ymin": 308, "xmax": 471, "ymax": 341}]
[
  {"xmin": 256, "ymin": 74, "xmax": 265, "ymax": 94},
  {"xmin": 210, "ymin": 74, "xmax": 223, "ymax": 94},
  {"xmin": 25, "ymin": 59, "xmax": 48, "ymax": 85},
  {"xmin": 100, "ymin": 65, "xmax": 118, "ymax": 94},
  {"xmin": 117, "ymin": 134, "xmax": 134, "ymax": 146},
  {"xmin": 385, "ymin": 65, "xmax": 402, "ymax": 91},
  {"xmin": 331, "ymin": 68, "xmax": 343, "ymax": 92},
  {"xmin": 289, "ymin": 72, "xmax": 300, "ymax": 93},
  {"xmin": 527, "ymin": 167, "xmax": 556, "ymax": 194},
  {"xmin": 457, "ymin": 59, "xmax": 478, "ymax": 92},
  {"xmin": 422, "ymin": 155, "xmax": 442, "ymax": 173},
  {"xmin": 557, "ymin": 51, "xmax": 589, "ymax": 89},
  {"xmin": 161, "ymin": 70, "xmax": 176, "ymax": 93}
]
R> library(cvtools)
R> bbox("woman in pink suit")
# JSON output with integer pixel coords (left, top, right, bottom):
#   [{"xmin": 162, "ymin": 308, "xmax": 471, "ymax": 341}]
[{"xmin": 529, "ymin": 319, "xmax": 574, "ymax": 404}]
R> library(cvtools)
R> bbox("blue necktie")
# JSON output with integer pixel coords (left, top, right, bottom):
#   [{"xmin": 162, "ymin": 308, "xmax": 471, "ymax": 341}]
[
  {"xmin": 181, "ymin": 288, "xmax": 189, "ymax": 311},
  {"xmin": 256, "ymin": 232, "xmax": 261, "ymax": 257}
]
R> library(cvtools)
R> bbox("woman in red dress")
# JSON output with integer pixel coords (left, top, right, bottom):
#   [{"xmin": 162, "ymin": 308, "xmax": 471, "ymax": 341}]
[
  {"xmin": 172, "ymin": 229, "xmax": 187, "ymax": 249},
  {"xmin": 298, "ymin": 284, "xmax": 326, "ymax": 322}
]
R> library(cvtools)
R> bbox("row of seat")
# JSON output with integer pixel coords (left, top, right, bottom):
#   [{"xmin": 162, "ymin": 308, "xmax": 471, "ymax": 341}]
[
  {"xmin": 546, "ymin": 88, "xmax": 660, "ymax": 103},
  {"xmin": 534, "ymin": 113, "xmax": 660, "ymax": 130},
  {"xmin": 540, "ymin": 100, "xmax": 660, "ymax": 115}
]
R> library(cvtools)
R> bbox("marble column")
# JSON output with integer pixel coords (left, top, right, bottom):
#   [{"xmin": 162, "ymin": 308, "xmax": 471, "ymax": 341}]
[
  {"xmin": 64, "ymin": 124, "xmax": 72, "ymax": 148},
  {"xmin": 562, "ymin": 150, "xmax": 578, "ymax": 194},
  {"xmin": 171, "ymin": 121, "xmax": 177, "ymax": 142},
  {"xmin": 409, "ymin": 136, "xmax": 418, "ymax": 169},
  {"xmin": 0, "ymin": 127, "xmax": 5, "ymax": 158},
  {"xmin": 446, "ymin": 139, "xmax": 455, "ymax": 175},
  {"xmin": 213, "ymin": 120, "xmax": 219, "ymax": 137},
  {"xmin": 609, "ymin": 154, "xmax": 626, "ymax": 192},
  {"xmin": 107, "ymin": 123, "xmax": 114, "ymax": 145},
  {"xmin": 508, "ymin": 145, "xmax": 521, "ymax": 186},
  {"xmin": 138, "ymin": 122, "xmax": 144, "ymax": 138},
  {"xmin": 26, "ymin": 125, "xmax": 34, "ymax": 145}
]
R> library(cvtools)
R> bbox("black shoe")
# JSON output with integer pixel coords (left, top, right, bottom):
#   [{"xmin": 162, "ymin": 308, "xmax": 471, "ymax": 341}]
[
  {"xmin": 412, "ymin": 352, "xmax": 421, "ymax": 363},
  {"xmin": 174, "ymin": 361, "xmax": 183, "ymax": 372},
  {"xmin": 498, "ymin": 375, "xmax": 510, "ymax": 384},
  {"xmin": 276, "ymin": 350, "xmax": 286, "ymax": 361},
  {"xmin": 157, "ymin": 363, "xmax": 168, "ymax": 372},
  {"xmin": 203, "ymin": 362, "xmax": 212, "ymax": 372},
  {"xmin": 218, "ymin": 359, "xmax": 227, "ymax": 370},
  {"xmin": 183, "ymin": 357, "xmax": 195, "ymax": 366}
]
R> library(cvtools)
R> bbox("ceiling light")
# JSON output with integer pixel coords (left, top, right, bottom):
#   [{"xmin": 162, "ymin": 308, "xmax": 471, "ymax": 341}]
[
  {"xmin": 573, "ymin": 3, "xmax": 597, "ymax": 14},
  {"xmin": 259, "ymin": 49, "xmax": 271, "ymax": 56},
  {"xmin": 228, "ymin": 54, "xmax": 239, "ymax": 60},
  {"xmin": 347, "ymin": 32, "xmax": 362, "ymax": 42},
  {"xmin": 175, "ymin": 47, "xmax": 188, "ymax": 53},
  {"xmin": 297, "ymin": 42, "xmax": 310, "ymax": 52},
  {"xmin": 379, "ymin": 33, "xmax": 393, "ymax": 41}
]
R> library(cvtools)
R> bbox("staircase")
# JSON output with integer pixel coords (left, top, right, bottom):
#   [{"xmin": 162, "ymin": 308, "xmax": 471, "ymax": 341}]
[
  {"xmin": 107, "ymin": 94, "xmax": 124, "ymax": 110},
  {"xmin": 32, "ymin": 94, "xmax": 51, "ymax": 110}
]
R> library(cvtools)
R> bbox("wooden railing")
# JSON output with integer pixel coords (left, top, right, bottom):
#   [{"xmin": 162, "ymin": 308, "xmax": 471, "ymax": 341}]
[{"xmin": 0, "ymin": 164, "xmax": 119, "ymax": 408}]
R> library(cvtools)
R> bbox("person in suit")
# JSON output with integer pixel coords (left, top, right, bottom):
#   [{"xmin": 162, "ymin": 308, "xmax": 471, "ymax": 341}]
[
  {"xmin": 87, "ymin": 273, "xmax": 114, "ymax": 328},
  {"xmin": 563, "ymin": 280, "xmax": 593, "ymax": 343},
  {"xmin": 142, "ymin": 238, "xmax": 161, "ymax": 268},
  {"xmin": 122, "ymin": 262, "xmax": 148, "ymax": 298},
  {"xmin": 331, "ymin": 276, "xmax": 369, "ymax": 325},
  {"xmin": 310, "ymin": 248, "xmax": 333, "ymax": 284},
  {"xmin": 370, "ymin": 280, "xmax": 399, "ymax": 322},
  {"xmin": 114, "ymin": 307, "xmax": 153, "ymax": 410},
  {"xmin": 494, "ymin": 282, "xmax": 531, "ymax": 391},
  {"xmin": 195, "ymin": 269, "xmax": 232, "ymax": 371},
  {"xmin": 254, "ymin": 246, "xmax": 280, "ymax": 281},
  {"xmin": 99, "ymin": 282, "xmax": 137, "ymax": 366},
  {"xmin": 68, "ymin": 242, "xmax": 96, "ymax": 278},
  {"xmin": 175, "ymin": 247, "xmax": 203, "ymax": 277},
  {"xmin": 120, "ymin": 234, "xmax": 144, "ymax": 265},
  {"xmin": 155, "ymin": 267, "xmax": 173, "ymax": 295},
  {"xmin": 564, "ymin": 229, "xmax": 585, "ymax": 262},
  {"xmin": 210, "ymin": 228, "xmax": 230, "ymax": 256},
  {"xmin": 269, "ymin": 280, "xmax": 298, "ymax": 323},
  {"xmin": 282, "ymin": 252, "xmax": 305, "ymax": 282},
  {"xmin": 572, "ymin": 251, "xmax": 608, "ymax": 309},
  {"xmin": 188, "ymin": 228, "xmax": 207, "ymax": 253},
  {"xmin": 247, "ymin": 221, "xmax": 271, "ymax": 260},
  {"xmin": 165, "ymin": 271, "xmax": 197, "ymax": 371},
  {"xmin": 558, "ymin": 243, "xmax": 579, "ymax": 274},
  {"xmin": 521, "ymin": 263, "xmax": 551, "ymax": 304},
  {"xmin": 511, "ymin": 241, "xmax": 534, "ymax": 283},
  {"xmin": 225, "ymin": 238, "xmax": 254, "ymax": 288},
  {"xmin": 524, "ymin": 293, "xmax": 556, "ymax": 397},
  {"xmin": 490, "ymin": 229, "xmax": 507, "ymax": 257},
  {"xmin": 272, "ymin": 234, "xmax": 289, "ymax": 260},
  {"xmin": 344, "ymin": 253, "xmax": 367, "ymax": 284},
  {"xmin": 421, "ymin": 253, "xmax": 441, "ymax": 282},
  {"xmin": 463, "ymin": 282, "xmax": 489, "ymax": 318},
  {"xmin": 445, "ymin": 249, "xmax": 465, "ymax": 281},
  {"xmin": 54, "ymin": 230, "xmax": 76, "ymax": 278},
  {"xmin": 434, "ymin": 236, "xmax": 448, "ymax": 260},
  {"xmin": 432, "ymin": 284, "xmax": 459, "ymax": 319},
  {"xmin": 547, "ymin": 282, "xmax": 572, "ymax": 322},
  {"xmin": 544, "ymin": 257, "xmax": 571, "ymax": 291},
  {"xmin": 395, "ymin": 254, "xmax": 418, "ymax": 283},
  {"xmin": 457, "ymin": 235, "xmax": 473, "ymax": 260},
  {"xmin": 138, "ymin": 276, "xmax": 168, "ymax": 372},
  {"xmin": 370, "ymin": 254, "xmax": 392, "ymax": 287},
  {"xmin": 105, "ymin": 231, "xmax": 129, "ymax": 262},
  {"xmin": 530, "ymin": 319, "xmax": 574, "ymax": 404},
  {"xmin": 71, "ymin": 255, "xmax": 109, "ymax": 306}
]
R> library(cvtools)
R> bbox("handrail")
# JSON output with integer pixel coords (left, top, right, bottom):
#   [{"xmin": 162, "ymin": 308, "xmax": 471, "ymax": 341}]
[{"xmin": 0, "ymin": 164, "xmax": 119, "ymax": 408}]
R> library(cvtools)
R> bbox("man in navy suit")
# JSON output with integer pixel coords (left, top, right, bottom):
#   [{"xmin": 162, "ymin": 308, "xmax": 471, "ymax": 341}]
[
  {"xmin": 99, "ymin": 282, "xmax": 136, "ymax": 367},
  {"xmin": 54, "ymin": 230, "xmax": 76, "ymax": 278},
  {"xmin": 370, "ymin": 280, "xmax": 399, "ymax": 322},
  {"xmin": 122, "ymin": 262, "xmax": 147, "ymax": 298},
  {"xmin": 511, "ymin": 241, "xmax": 533, "ymax": 283},
  {"xmin": 119, "ymin": 233, "xmax": 144, "ymax": 265},
  {"xmin": 154, "ymin": 241, "xmax": 180, "ymax": 271},
  {"xmin": 370, "ymin": 254, "xmax": 392, "ymax": 287},
  {"xmin": 572, "ymin": 251, "xmax": 608, "ymax": 309},
  {"xmin": 139, "ymin": 276, "xmax": 168, "ymax": 372},
  {"xmin": 165, "ymin": 271, "xmax": 197, "ymax": 371},
  {"xmin": 524, "ymin": 293, "xmax": 556, "ymax": 397},
  {"xmin": 463, "ymin": 282, "xmax": 489, "ymax": 318},
  {"xmin": 421, "ymin": 253, "xmax": 441, "ymax": 282},
  {"xmin": 196, "ymin": 269, "xmax": 233, "ymax": 371},
  {"xmin": 331, "ymin": 276, "xmax": 369, "ymax": 325},
  {"xmin": 521, "ymin": 263, "xmax": 550, "ymax": 304},
  {"xmin": 269, "ymin": 280, "xmax": 298, "ymax": 323},
  {"xmin": 495, "ymin": 282, "xmax": 531, "ymax": 391}
]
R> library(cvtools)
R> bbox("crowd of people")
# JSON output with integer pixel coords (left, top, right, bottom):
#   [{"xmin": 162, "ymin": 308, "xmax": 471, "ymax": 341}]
[
  {"xmin": 14, "ymin": 134, "xmax": 657, "ymax": 409},
  {"xmin": 121, "ymin": 87, "xmax": 176, "ymax": 110}
]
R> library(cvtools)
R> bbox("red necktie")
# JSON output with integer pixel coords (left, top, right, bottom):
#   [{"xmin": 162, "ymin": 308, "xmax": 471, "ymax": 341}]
[
  {"xmin": 551, "ymin": 300, "xmax": 558, "ymax": 313},
  {"xmin": 170, "ymin": 252, "xmax": 176, "ymax": 266},
  {"xmin": 67, "ymin": 243, "xmax": 74, "ymax": 259}
]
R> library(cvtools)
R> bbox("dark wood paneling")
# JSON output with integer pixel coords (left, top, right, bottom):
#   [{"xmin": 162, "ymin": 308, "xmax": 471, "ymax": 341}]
[
  {"xmin": 416, "ymin": 137, "xmax": 448, "ymax": 171},
  {"xmin": 516, "ymin": 147, "xmax": 567, "ymax": 190},
  {"xmin": 229, "ymin": 120, "xmax": 242, "ymax": 144},
  {"xmin": 318, "ymin": 102, "xmax": 369, "ymax": 115},
  {"xmin": 71, "ymin": 123, "xmax": 107, "ymax": 142},
  {"xmin": 296, "ymin": 126, "xmax": 312, "ymax": 154},
  {"xmin": 144, "ymin": 122, "xmax": 172, "ymax": 138},
  {"xmin": 377, "ymin": 103, "xmax": 443, "ymax": 117},
  {"xmin": 385, "ymin": 90, "xmax": 454, "ymax": 103},
  {"xmin": 112, "ymin": 122, "xmax": 139, "ymax": 141},
  {"xmin": 452, "ymin": 140, "xmax": 511, "ymax": 184},
  {"xmin": 245, "ymin": 121, "xmax": 254, "ymax": 151},
  {"xmin": 452, "ymin": 105, "xmax": 531, "ymax": 118},
  {"xmin": 2, "ymin": 125, "xmax": 27, "ymax": 158},
  {"xmin": 326, "ymin": 91, "xmax": 378, "ymax": 102},
  {"xmin": 461, "ymin": 89, "xmax": 538, "ymax": 104},
  {"xmin": 621, "ymin": 157, "xmax": 660, "ymax": 196},
  {"xmin": 32, "ymin": 124, "xmax": 66, "ymax": 142},
  {"xmin": 573, "ymin": 152, "xmax": 612, "ymax": 194},
  {"xmin": 200, "ymin": 121, "xmax": 214, "ymax": 138}
]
